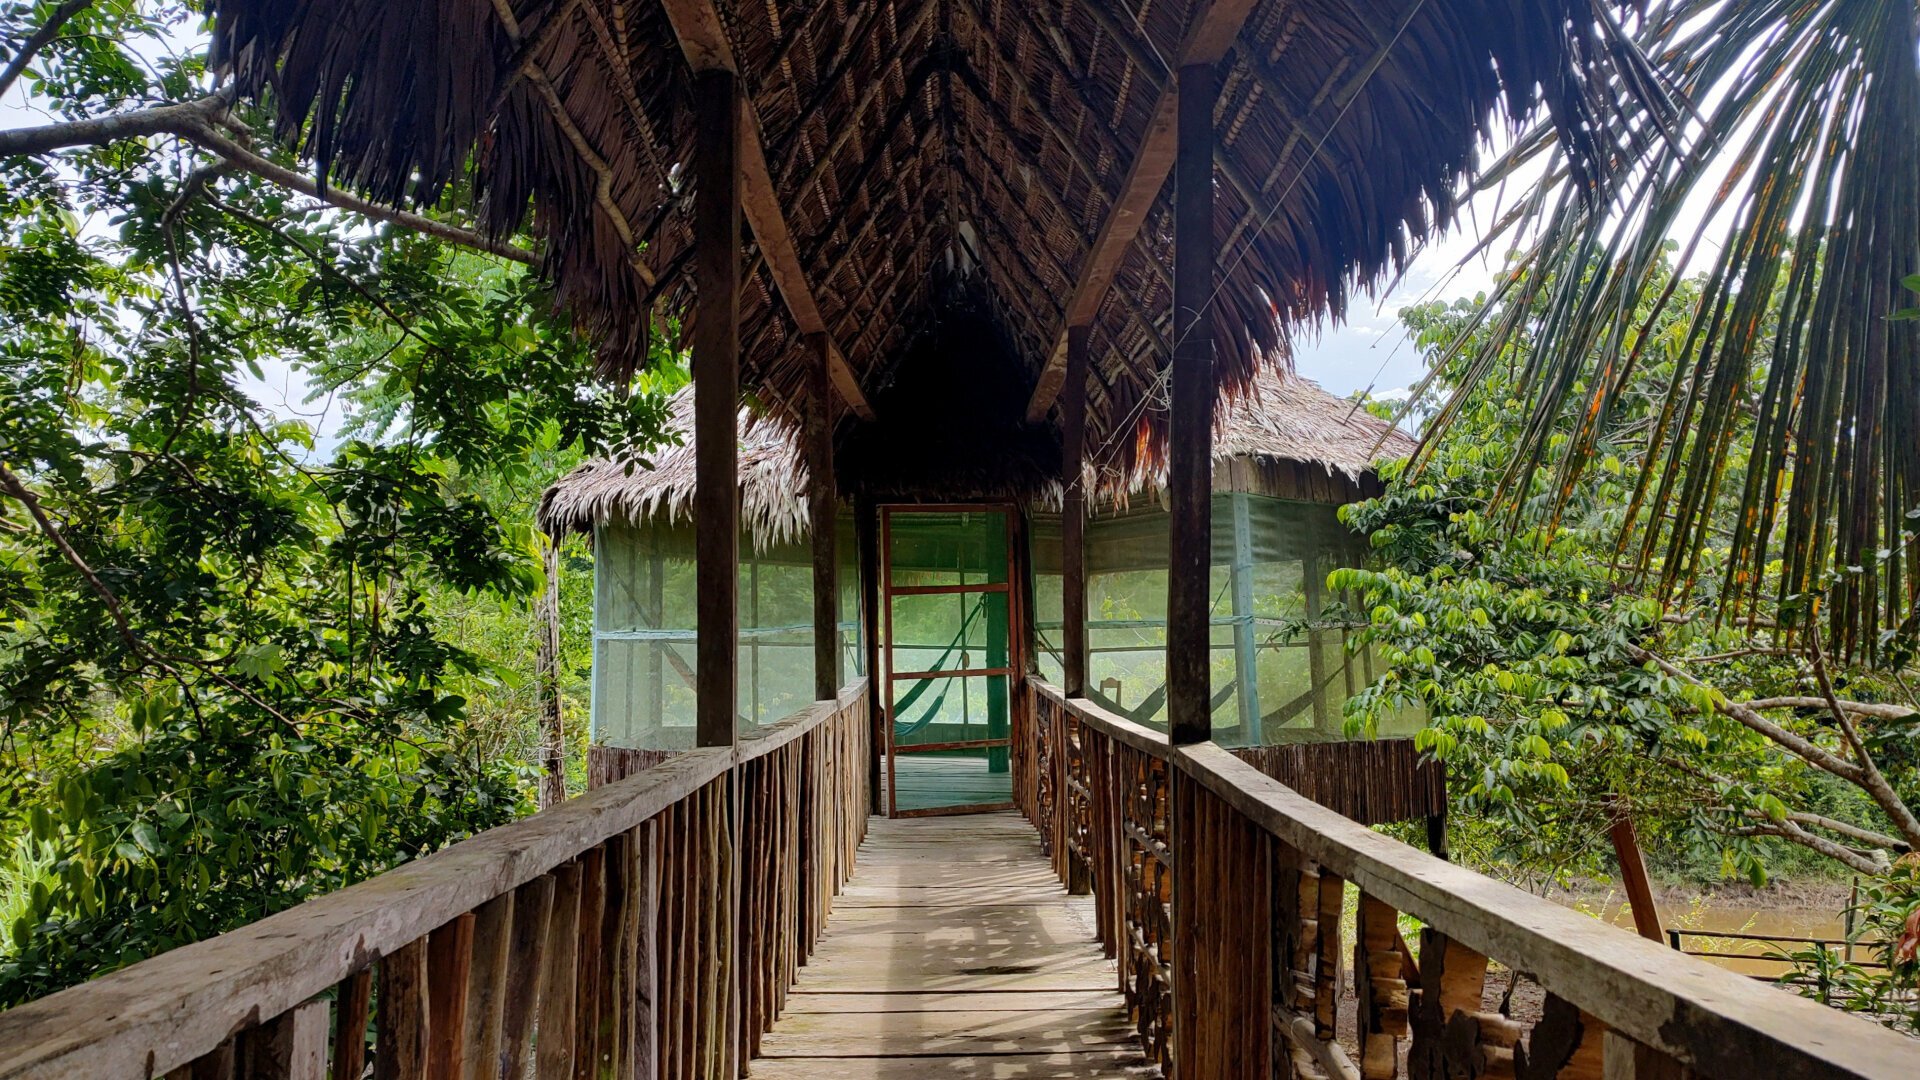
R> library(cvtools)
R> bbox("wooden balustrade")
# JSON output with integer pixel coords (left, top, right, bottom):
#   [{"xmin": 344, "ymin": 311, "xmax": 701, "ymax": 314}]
[
  {"xmin": 0, "ymin": 680, "xmax": 870, "ymax": 1080},
  {"xmin": 1020, "ymin": 680, "xmax": 1918, "ymax": 1080}
]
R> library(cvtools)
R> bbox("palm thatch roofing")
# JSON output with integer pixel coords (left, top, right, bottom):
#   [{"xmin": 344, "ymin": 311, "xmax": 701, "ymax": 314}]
[
  {"xmin": 538, "ymin": 367, "xmax": 1417, "ymax": 540},
  {"xmin": 208, "ymin": 0, "xmax": 1659, "ymax": 476}
]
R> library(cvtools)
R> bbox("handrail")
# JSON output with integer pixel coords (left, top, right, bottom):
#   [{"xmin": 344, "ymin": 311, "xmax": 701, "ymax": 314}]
[
  {"xmin": 738, "ymin": 678, "xmax": 868, "ymax": 763},
  {"xmin": 0, "ymin": 677, "xmax": 871, "ymax": 1080},
  {"xmin": 1024, "ymin": 679, "xmax": 1919, "ymax": 1079}
]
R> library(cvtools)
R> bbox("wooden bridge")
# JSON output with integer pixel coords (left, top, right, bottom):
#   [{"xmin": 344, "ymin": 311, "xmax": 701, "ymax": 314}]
[
  {"xmin": 6, "ymin": 0, "xmax": 1920, "ymax": 1077},
  {"xmin": 2, "ymin": 677, "xmax": 1915, "ymax": 1079}
]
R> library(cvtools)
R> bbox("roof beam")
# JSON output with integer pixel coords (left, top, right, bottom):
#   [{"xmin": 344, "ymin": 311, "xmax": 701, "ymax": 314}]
[
  {"xmin": 1022, "ymin": 0, "xmax": 1260, "ymax": 424},
  {"xmin": 658, "ymin": 0, "xmax": 876, "ymax": 421}
]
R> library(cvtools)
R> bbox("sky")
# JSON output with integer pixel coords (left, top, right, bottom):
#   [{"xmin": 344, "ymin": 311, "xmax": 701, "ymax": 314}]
[{"xmin": 1287, "ymin": 222, "xmax": 1504, "ymax": 401}]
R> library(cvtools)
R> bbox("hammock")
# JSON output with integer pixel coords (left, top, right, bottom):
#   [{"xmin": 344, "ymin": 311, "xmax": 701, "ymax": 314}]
[{"xmin": 892, "ymin": 594, "xmax": 986, "ymax": 740}]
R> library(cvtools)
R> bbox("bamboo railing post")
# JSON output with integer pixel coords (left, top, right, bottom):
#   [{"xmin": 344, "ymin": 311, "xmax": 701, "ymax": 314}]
[
  {"xmin": 425, "ymin": 913, "xmax": 475, "ymax": 1080},
  {"xmin": 240, "ymin": 1001, "xmax": 328, "ymax": 1080},
  {"xmin": 376, "ymin": 938, "xmax": 430, "ymax": 1080},
  {"xmin": 1601, "ymin": 1032, "xmax": 1693, "ymax": 1080},
  {"xmin": 331, "ymin": 970, "xmax": 372, "ymax": 1080},
  {"xmin": 537, "ymin": 863, "xmax": 584, "ymax": 1080},
  {"xmin": 1354, "ymin": 893, "xmax": 1409, "ymax": 1080},
  {"xmin": 632, "ymin": 822, "xmax": 659, "ymax": 1080},
  {"xmin": 1515, "ymin": 994, "xmax": 1606, "ymax": 1080},
  {"xmin": 501, "ymin": 875, "xmax": 555, "ymax": 1080},
  {"xmin": 595, "ymin": 832, "xmax": 632, "ymax": 1078},
  {"xmin": 464, "ymin": 893, "xmax": 513, "ymax": 1080},
  {"xmin": 572, "ymin": 846, "xmax": 607, "ymax": 1077}
]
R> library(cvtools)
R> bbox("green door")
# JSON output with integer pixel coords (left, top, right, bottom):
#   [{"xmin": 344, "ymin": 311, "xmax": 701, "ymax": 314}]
[{"xmin": 881, "ymin": 506, "xmax": 1019, "ymax": 816}]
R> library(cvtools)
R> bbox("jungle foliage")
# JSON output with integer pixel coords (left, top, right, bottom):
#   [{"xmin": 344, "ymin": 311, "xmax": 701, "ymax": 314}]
[
  {"xmin": 0, "ymin": 2, "xmax": 675, "ymax": 1003},
  {"xmin": 1338, "ymin": 267, "xmax": 1920, "ymax": 1030}
]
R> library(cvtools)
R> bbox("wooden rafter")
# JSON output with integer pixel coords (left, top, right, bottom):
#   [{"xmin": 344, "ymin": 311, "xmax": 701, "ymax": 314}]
[
  {"xmin": 950, "ymin": 0, "xmax": 1119, "ymax": 209},
  {"xmin": 827, "ymin": 181, "xmax": 941, "ymax": 351},
  {"xmin": 947, "ymin": 66, "xmax": 1172, "ymax": 360},
  {"xmin": 1022, "ymin": 0, "xmax": 1262, "ymax": 424},
  {"xmin": 826, "ymin": 181, "xmax": 941, "ymax": 349},
  {"xmin": 658, "ymin": 0, "xmax": 876, "ymax": 421},
  {"xmin": 770, "ymin": 0, "xmax": 940, "ymax": 183},
  {"xmin": 803, "ymin": 80, "xmax": 941, "ymax": 280},
  {"xmin": 814, "ymin": 123, "xmax": 943, "ymax": 288}
]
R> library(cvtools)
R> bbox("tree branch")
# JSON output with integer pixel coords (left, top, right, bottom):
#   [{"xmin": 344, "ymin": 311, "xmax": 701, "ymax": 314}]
[
  {"xmin": 1740, "ymin": 696, "xmax": 1917, "ymax": 721},
  {"xmin": 1780, "ymin": 810, "xmax": 1909, "ymax": 854},
  {"xmin": 0, "ymin": 96, "xmax": 538, "ymax": 265},
  {"xmin": 0, "ymin": 0, "xmax": 92, "ymax": 101},
  {"xmin": 1804, "ymin": 625, "xmax": 1920, "ymax": 851},
  {"xmin": 1730, "ymin": 819, "xmax": 1887, "ymax": 876},
  {"xmin": 1630, "ymin": 644, "xmax": 1867, "ymax": 782}
]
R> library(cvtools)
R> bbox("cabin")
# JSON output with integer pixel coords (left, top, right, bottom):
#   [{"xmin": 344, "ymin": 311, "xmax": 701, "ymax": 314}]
[
  {"xmin": 541, "ymin": 367, "xmax": 1423, "ymax": 816},
  {"xmin": 3, "ymin": 1, "xmax": 1914, "ymax": 1079}
]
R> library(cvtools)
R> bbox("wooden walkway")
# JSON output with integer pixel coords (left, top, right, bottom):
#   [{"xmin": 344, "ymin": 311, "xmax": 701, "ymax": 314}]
[{"xmin": 751, "ymin": 812, "xmax": 1158, "ymax": 1078}]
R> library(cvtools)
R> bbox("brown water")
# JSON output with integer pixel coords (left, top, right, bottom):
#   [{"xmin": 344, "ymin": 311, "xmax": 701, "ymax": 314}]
[{"xmin": 1568, "ymin": 891, "xmax": 1857, "ymax": 978}]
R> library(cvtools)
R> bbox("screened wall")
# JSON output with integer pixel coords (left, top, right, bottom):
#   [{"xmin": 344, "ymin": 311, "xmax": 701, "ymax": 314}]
[
  {"xmin": 1031, "ymin": 492, "xmax": 1418, "ymax": 747},
  {"xmin": 592, "ymin": 517, "xmax": 862, "ymax": 749}
]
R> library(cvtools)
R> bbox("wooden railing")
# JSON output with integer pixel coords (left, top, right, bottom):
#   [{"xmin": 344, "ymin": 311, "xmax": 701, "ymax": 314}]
[
  {"xmin": 0, "ymin": 679, "xmax": 870, "ymax": 1080},
  {"xmin": 1023, "ymin": 680, "xmax": 1918, "ymax": 1080}
]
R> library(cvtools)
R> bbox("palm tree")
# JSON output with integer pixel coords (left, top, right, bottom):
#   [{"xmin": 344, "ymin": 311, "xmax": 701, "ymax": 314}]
[{"xmin": 1420, "ymin": 0, "xmax": 1920, "ymax": 661}]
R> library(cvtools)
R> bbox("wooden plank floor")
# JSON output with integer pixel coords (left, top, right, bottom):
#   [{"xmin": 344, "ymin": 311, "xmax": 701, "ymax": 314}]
[{"xmin": 750, "ymin": 812, "xmax": 1159, "ymax": 1078}]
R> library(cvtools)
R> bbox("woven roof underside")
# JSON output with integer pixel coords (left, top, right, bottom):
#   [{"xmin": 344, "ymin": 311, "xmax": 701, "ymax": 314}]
[{"xmin": 209, "ymin": 0, "xmax": 1653, "ymax": 472}]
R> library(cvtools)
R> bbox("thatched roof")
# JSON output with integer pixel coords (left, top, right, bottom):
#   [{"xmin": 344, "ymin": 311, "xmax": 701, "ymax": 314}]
[
  {"xmin": 539, "ymin": 392, "xmax": 811, "ymax": 544},
  {"xmin": 539, "ymin": 367, "xmax": 1416, "ymax": 539},
  {"xmin": 208, "ymin": 0, "xmax": 1659, "ymax": 475}
]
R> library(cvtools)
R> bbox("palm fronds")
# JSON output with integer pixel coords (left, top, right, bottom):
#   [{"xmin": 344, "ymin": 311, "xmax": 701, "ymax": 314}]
[{"xmin": 1425, "ymin": 0, "xmax": 1920, "ymax": 660}]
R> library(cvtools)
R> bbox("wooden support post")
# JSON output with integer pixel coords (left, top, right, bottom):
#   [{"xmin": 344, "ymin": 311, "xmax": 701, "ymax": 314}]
[
  {"xmin": 1607, "ymin": 795, "xmax": 1666, "ymax": 943},
  {"xmin": 1229, "ymin": 492, "xmax": 1262, "ymax": 743},
  {"xmin": 693, "ymin": 68, "xmax": 742, "ymax": 751},
  {"xmin": 1061, "ymin": 324, "xmax": 1090, "ymax": 699},
  {"xmin": 1167, "ymin": 61, "xmax": 1217, "ymax": 747},
  {"xmin": 807, "ymin": 333, "xmax": 841, "ymax": 702},
  {"xmin": 857, "ymin": 494, "xmax": 882, "ymax": 813}
]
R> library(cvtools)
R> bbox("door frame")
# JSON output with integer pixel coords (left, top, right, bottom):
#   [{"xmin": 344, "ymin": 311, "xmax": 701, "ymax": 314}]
[{"xmin": 880, "ymin": 501, "xmax": 1024, "ymax": 817}]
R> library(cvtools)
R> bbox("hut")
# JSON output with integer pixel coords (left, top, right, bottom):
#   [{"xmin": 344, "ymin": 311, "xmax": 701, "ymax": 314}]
[
  {"xmin": 1028, "ymin": 368, "xmax": 1421, "ymax": 746},
  {"xmin": 543, "ymin": 356, "xmax": 1418, "ymax": 810}
]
